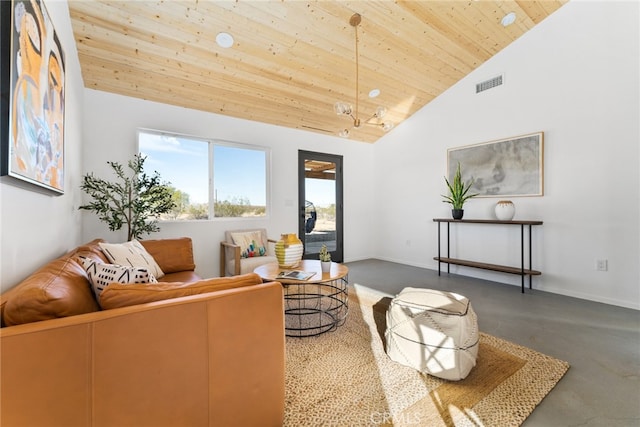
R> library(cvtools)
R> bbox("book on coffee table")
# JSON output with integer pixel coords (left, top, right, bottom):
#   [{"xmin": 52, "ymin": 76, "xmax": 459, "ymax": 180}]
[{"xmin": 276, "ymin": 270, "xmax": 315, "ymax": 281}]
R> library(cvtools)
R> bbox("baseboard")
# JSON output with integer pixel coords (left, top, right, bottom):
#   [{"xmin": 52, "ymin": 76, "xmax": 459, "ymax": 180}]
[
  {"xmin": 350, "ymin": 257, "xmax": 640, "ymax": 311},
  {"xmin": 535, "ymin": 285, "xmax": 640, "ymax": 311}
]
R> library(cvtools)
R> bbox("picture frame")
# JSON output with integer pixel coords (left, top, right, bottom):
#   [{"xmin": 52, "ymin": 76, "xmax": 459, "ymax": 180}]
[
  {"xmin": 1, "ymin": 0, "xmax": 66, "ymax": 194},
  {"xmin": 447, "ymin": 132, "xmax": 544, "ymax": 197}
]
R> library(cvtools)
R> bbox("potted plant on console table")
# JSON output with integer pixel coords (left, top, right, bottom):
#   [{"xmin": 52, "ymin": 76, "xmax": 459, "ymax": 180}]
[{"xmin": 442, "ymin": 162, "xmax": 478, "ymax": 220}]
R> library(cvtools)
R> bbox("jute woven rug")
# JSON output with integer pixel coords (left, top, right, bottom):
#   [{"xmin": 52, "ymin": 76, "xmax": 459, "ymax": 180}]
[{"xmin": 284, "ymin": 284, "xmax": 569, "ymax": 426}]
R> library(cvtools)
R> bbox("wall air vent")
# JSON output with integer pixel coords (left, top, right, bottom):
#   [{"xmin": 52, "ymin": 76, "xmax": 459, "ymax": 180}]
[{"xmin": 476, "ymin": 75, "xmax": 503, "ymax": 93}]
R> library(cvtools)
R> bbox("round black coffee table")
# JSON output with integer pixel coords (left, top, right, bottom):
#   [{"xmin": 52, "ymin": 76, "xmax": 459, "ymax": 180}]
[{"xmin": 254, "ymin": 260, "xmax": 349, "ymax": 337}]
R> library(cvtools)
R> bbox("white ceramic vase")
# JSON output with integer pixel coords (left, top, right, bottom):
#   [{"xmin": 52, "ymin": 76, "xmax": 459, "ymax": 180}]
[
  {"xmin": 495, "ymin": 200, "xmax": 515, "ymax": 221},
  {"xmin": 321, "ymin": 261, "xmax": 331, "ymax": 273}
]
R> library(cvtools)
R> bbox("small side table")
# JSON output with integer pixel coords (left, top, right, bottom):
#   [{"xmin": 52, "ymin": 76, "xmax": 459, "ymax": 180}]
[{"xmin": 254, "ymin": 260, "xmax": 349, "ymax": 337}]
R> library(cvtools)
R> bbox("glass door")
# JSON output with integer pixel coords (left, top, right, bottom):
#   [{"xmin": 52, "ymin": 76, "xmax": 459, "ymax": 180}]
[{"xmin": 298, "ymin": 151, "xmax": 343, "ymax": 262}]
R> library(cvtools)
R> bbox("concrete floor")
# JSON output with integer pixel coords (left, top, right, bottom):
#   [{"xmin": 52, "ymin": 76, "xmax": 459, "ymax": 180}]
[{"xmin": 345, "ymin": 259, "xmax": 640, "ymax": 427}]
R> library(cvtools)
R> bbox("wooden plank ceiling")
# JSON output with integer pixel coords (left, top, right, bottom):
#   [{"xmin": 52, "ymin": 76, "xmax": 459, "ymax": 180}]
[{"xmin": 69, "ymin": 0, "xmax": 568, "ymax": 143}]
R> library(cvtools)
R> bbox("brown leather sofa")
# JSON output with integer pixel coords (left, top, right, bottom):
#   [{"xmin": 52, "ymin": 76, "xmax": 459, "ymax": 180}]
[{"xmin": 0, "ymin": 238, "xmax": 285, "ymax": 426}]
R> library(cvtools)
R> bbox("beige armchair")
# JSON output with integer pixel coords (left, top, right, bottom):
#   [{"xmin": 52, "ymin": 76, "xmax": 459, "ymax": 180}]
[{"xmin": 220, "ymin": 228, "xmax": 278, "ymax": 276}]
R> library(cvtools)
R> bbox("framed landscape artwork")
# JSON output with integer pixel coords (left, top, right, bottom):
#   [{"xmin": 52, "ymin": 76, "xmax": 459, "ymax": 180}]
[
  {"xmin": 447, "ymin": 132, "xmax": 544, "ymax": 197},
  {"xmin": 0, "ymin": 0, "xmax": 66, "ymax": 194}
]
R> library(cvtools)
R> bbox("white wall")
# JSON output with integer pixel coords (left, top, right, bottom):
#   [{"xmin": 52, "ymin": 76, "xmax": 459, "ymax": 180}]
[
  {"xmin": 3, "ymin": 1, "xmax": 637, "ymax": 311},
  {"xmin": 374, "ymin": 1, "xmax": 640, "ymax": 309},
  {"xmin": 0, "ymin": 0, "xmax": 85, "ymax": 292},
  {"xmin": 82, "ymin": 90, "xmax": 375, "ymax": 279}
]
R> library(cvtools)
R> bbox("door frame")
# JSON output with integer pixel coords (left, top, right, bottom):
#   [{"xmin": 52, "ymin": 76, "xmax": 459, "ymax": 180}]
[{"xmin": 298, "ymin": 150, "xmax": 344, "ymax": 262}]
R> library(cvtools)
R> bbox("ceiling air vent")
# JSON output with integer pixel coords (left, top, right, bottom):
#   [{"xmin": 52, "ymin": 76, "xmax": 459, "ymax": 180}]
[{"xmin": 476, "ymin": 75, "xmax": 503, "ymax": 93}]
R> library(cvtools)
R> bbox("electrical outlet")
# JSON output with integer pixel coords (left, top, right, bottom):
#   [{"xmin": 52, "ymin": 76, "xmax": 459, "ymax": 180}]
[{"xmin": 596, "ymin": 259, "xmax": 608, "ymax": 271}]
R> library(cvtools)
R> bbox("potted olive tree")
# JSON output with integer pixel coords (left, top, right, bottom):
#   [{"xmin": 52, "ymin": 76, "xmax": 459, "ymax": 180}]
[
  {"xmin": 442, "ymin": 162, "xmax": 477, "ymax": 220},
  {"xmin": 79, "ymin": 154, "xmax": 175, "ymax": 240}
]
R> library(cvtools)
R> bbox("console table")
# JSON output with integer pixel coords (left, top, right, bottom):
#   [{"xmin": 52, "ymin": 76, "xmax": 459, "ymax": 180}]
[{"xmin": 433, "ymin": 218, "xmax": 543, "ymax": 293}]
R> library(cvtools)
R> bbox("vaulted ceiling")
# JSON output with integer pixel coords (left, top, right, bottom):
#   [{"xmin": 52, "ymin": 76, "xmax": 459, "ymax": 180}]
[{"xmin": 69, "ymin": 1, "xmax": 568, "ymax": 143}]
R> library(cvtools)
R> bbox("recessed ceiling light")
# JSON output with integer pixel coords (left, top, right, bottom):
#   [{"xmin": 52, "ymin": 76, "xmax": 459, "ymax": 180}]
[
  {"xmin": 369, "ymin": 89, "xmax": 381, "ymax": 98},
  {"xmin": 501, "ymin": 12, "xmax": 516, "ymax": 27},
  {"xmin": 216, "ymin": 32, "xmax": 234, "ymax": 48}
]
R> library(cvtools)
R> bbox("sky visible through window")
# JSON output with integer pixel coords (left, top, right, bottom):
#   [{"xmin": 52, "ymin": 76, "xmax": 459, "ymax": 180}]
[
  {"xmin": 213, "ymin": 145, "xmax": 265, "ymax": 205},
  {"xmin": 139, "ymin": 130, "xmax": 336, "ymax": 209},
  {"xmin": 139, "ymin": 132, "xmax": 266, "ymax": 206},
  {"xmin": 306, "ymin": 178, "xmax": 335, "ymax": 207}
]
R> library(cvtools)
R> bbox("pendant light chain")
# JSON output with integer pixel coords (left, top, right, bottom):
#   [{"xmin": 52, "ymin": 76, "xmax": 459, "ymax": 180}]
[
  {"xmin": 354, "ymin": 22, "xmax": 359, "ymax": 126},
  {"xmin": 334, "ymin": 12, "xmax": 393, "ymax": 137}
]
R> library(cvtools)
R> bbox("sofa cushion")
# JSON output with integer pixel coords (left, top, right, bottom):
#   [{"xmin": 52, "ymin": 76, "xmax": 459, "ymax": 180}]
[
  {"xmin": 81, "ymin": 257, "xmax": 158, "ymax": 301},
  {"xmin": 160, "ymin": 270, "xmax": 202, "ymax": 283},
  {"xmin": 71, "ymin": 240, "xmax": 111, "ymax": 264},
  {"xmin": 99, "ymin": 273, "xmax": 264, "ymax": 310},
  {"xmin": 99, "ymin": 240, "xmax": 165, "ymax": 279},
  {"xmin": 139, "ymin": 237, "xmax": 195, "ymax": 273},
  {"xmin": 2, "ymin": 255, "xmax": 100, "ymax": 327}
]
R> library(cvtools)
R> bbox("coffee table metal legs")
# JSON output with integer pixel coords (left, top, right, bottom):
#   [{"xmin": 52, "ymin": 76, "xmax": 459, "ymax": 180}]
[{"xmin": 283, "ymin": 276, "xmax": 349, "ymax": 337}]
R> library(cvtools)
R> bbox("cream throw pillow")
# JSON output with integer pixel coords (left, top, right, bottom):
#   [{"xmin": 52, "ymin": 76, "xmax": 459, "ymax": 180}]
[{"xmin": 99, "ymin": 239, "xmax": 165, "ymax": 279}]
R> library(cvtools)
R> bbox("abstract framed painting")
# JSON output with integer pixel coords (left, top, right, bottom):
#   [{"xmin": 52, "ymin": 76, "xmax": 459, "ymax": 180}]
[
  {"xmin": 0, "ymin": 0, "xmax": 65, "ymax": 194},
  {"xmin": 447, "ymin": 132, "xmax": 544, "ymax": 197}
]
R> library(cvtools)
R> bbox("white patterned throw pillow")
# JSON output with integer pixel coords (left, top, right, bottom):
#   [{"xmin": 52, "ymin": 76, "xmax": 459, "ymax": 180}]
[
  {"xmin": 99, "ymin": 239, "xmax": 164, "ymax": 279},
  {"xmin": 81, "ymin": 257, "xmax": 158, "ymax": 301}
]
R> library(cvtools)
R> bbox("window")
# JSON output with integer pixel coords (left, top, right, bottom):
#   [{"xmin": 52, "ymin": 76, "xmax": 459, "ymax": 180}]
[{"xmin": 138, "ymin": 129, "xmax": 268, "ymax": 220}]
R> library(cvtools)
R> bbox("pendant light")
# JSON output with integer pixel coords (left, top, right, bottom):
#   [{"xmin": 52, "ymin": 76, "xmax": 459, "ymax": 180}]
[{"xmin": 334, "ymin": 13, "xmax": 394, "ymax": 138}]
